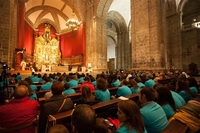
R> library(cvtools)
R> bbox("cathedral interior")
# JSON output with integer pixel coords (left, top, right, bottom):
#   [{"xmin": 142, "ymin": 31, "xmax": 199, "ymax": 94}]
[{"xmin": 0, "ymin": 0, "xmax": 200, "ymax": 73}]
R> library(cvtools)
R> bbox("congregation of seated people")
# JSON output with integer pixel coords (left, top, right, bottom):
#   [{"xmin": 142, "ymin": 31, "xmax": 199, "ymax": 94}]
[{"xmin": 0, "ymin": 70, "xmax": 200, "ymax": 133}]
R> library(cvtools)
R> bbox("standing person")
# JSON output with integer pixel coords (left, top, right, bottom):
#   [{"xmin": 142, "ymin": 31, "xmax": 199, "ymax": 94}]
[
  {"xmin": 71, "ymin": 104, "xmax": 96, "ymax": 133},
  {"xmin": 0, "ymin": 85, "xmax": 39, "ymax": 133},
  {"xmin": 20, "ymin": 60, "xmax": 26, "ymax": 71},
  {"xmin": 116, "ymin": 100, "xmax": 147, "ymax": 133},
  {"xmin": 139, "ymin": 87, "xmax": 168, "ymax": 133},
  {"xmin": 38, "ymin": 81, "xmax": 74, "ymax": 133}
]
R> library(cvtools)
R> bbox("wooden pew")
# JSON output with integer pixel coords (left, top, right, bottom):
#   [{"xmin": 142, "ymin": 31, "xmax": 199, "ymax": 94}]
[
  {"xmin": 36, "ymin": 90, "xmax": 50, "ymax": 98},
  {"xmin": 47, "ymin": 93, "xmax": 139, "ymax": 127},
  {"xmin": 38, "ymin": 87, "xmax": 119, "ymax": 107},
  {"xmin": 158, "ymin": 78, "xmax": 175, "ymax": 85},
  {"xmin": 161, "ymin": 119, "xmax": 189, "ymax": 133}
]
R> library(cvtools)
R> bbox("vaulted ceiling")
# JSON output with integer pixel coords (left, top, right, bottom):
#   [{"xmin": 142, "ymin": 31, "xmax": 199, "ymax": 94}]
[{"xmin": 25, "ymin": 0, "xmax": 131, "ymax": 33}]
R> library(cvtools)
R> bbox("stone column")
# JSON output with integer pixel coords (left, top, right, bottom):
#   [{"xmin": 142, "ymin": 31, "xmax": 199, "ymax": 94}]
[
  {"xmin": 131, "ymin": 0, "xmax": 167, "ymax": 71},
  {"xmin": 0, "ymin": 0, "xmax": 18, "ymax": 68}
]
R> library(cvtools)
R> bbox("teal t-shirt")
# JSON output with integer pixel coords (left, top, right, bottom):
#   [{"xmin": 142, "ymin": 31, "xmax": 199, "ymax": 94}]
[
  {"xmin": 94, "ymin": 89, "xmax": 110, "ymax": 102},
  {"xmin": 171, "ymin": 91, "xmax": 185, "ymax": 108},
  {"xmin": 40, "ymin": 83, "xmax": 52, "ymax": 90},
  {"xmin": 116, "ymin": 85, "xmax": 132, "ymax": 97},
  {"xmin": 112, "ymin": 79, "xmax": 120, "ymax": 87},
  {"xmin": 162, "ymin": 104, "xmax": 175, "ymax": 119},
  {"xmin": 144, "ymin": 79, "xmax": 155, "ymax": 88},
  {"xmin": 68, "ymin": 79, "xmax": 78, "ymax": 87},
  {"xmin": 63, "ymin": 88, "xmax": 76, "ymax": 95},
  {"xmin": 78, "ymin": 77, "xmax": 85, "ymax": 83},
  {"xmin": 140, "ymin": 102, "xmax": 168, "ymax": 133},
  {"xmin": 179, "ymin": 90, "xmax": 192, "ymax": 103},
  {"xmin": 189, "ymin": 86, "xmax": 198, "ymax": 95},
  {"xmin": 116, "ymin": 125, "xmax": 148, "ymax": 133},
  {"xmin": 130, "ymin": 87, "xmax": 140, "ymax": 94},
  {"xmin": 137, "ymin": 82, "xmax": 145, "ymax": 88}
]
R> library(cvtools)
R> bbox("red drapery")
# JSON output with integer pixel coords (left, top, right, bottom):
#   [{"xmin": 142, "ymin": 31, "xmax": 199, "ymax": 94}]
[
  {"xmin": 24, "ymin": 22, "xmax": 34, "ymax": 55},
  {"xmin": 17, "ymin": 3, "xmax": 25, "ymax": 65},
  {"xmin": 60, "ymin": 24, "xmax": 86, "ymax": 65}
]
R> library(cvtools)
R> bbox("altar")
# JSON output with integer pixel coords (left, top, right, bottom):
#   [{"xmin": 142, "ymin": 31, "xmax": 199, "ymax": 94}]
[{"xmin": 51, "ymin": 66, "xmax": 69, "ymax": 72}]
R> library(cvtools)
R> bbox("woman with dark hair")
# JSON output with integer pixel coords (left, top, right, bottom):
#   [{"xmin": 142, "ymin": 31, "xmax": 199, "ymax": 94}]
[
  {"xmin": 154, "ymin": 85, "xmax": 176, "ymax": 119},
  {"xmin": 186, "ymin": 77, "xmax": 199, "ymax": 95},
  {"xmin": 24, "ymin": 77, "xmax": 38, "ymax": 100},
  {"xmin": 94, "ymin": 77, "xmax": 110, "ymax": 102},
  {"xmin": 129, "ymin": 79, "xmax": 140, "ymax": 93},
  {"xmin": 135, "ymin": 76, "xmax": 145, "ymax": 88},
  {"xmin": 117, "ymin": 100, "xmax": 147, "ymax": 133},
  {"xmin": 176, "ymin": 80, "xmax": 195, "ymax": 103},
  {"xmin": 111, "ymin": 75, "xmax": 120, "ymax": 87},
  {"xmin": 77, "ymin": 86, "xmax": 98, "ymax": 106}
]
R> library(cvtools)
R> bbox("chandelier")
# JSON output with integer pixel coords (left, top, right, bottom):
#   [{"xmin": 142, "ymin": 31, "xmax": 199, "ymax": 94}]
[{"xmin": 66, "ymin": 0, "xmax": 82, "ymax": 31}]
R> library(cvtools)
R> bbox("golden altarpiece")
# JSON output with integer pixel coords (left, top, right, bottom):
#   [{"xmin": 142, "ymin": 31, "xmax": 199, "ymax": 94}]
[{"xmin": 34, "ymin": 24, "xmax": 61, "ymax": 71}]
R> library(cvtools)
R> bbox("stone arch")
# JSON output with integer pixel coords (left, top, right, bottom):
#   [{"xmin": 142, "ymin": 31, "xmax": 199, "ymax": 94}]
[
  {"xmin": 178, "ymin": 0, "xmax": 189, "ymax": 13},
  {"xmin": 107, "ymin": 10, "xmax": 130, "ymax": 70},
  {"xmin": 178, "ymin": 0, "xmax": 200, "ymax": 71}
]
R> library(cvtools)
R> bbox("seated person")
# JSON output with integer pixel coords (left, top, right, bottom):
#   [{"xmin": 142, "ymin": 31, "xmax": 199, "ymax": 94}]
[
  {"xmin": 117, "ymin": 100, "xmax": 147, "ymax": 133},
  {"xmin": 38, "ymin": 81, "xmax": 74, "ymax": 133},
  {"xmin": 176, "ymin": 80, "xmax": 195, "ymax": 103},
  {"xmin": 63, "ymin": 83, "xmax": 76, "ymax": 95},
  {"xmin": 16, "ymin": 72, "xmax": 22, "ymax": 82},
  {"xmin": 18, "ymin": 80, "xmax": 36, "ymax": 100},
  {"xmin": 68, "ymin": 75, "xmax": 78, "ymax": 87},
  {"xmin": 139, "ymin": 87, "xmax": 168, "ymax": 133},
  {"xmin": 154, "ymin": 85, "xmax": 176, "ymax": 119},
  {"xmin": 144, "ymin": 73, "xmax": 155, "ymax": 88},
  {"xmin": 94, "ymin": 77, "xmax": 110, "ymax": 102},
  {"xmin": 48, "ymin": 124, "xmax": 69, "ymax": 133},
  {"xmin": 116, "ymin": 79, "xmax": 132, "ymax": 97},
  {"xmin": 169, "ymin": 87, "xmax": 186, "ymax": 108},
  {"xmin": 31, "ymin": 73, "xmax": 42, "ymax": 83},
  {"xmin": 71, "ymin": 104, "xmax": 96, "ymax": 133},
  {"xmin": 186, "ymin": 77, "xmax": 199, "ymax": 95},
  {"xmin": 40, "ymin": 77, "xmax": 53, "ymax": 90},
  {"xmin": 94, "ymin": 118, "xmax": 112, "ymax": 133},
  {"xmin": 135, "ymin": 76, "xmax": 145, "ymax": 88},
  {"xmin": 80, "ymin": 76, "xmax": 95, "ymax": 92},
  {"xmin": 76, "ymin": 86, "xmax": 98, "ymax": 106},
  {"xmin": 0, "ymin": 85, "xmax": 39, "ymax": 133},
  {"xmin": 129, "ymin": 79, "xmax": 141, "ymax": 93},
  {"xmin": 24, "ymin": 77, "xmax": 38, "ymax": 100},
  {"xmin": 111, "ymin": 75, "xmax": 120, "ymax": 87}
]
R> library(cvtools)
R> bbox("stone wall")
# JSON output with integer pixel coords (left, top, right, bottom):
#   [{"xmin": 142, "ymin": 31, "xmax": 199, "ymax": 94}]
[{"xmin": 0, "ymin": 0, "xmax": 18, "ymax": 68}]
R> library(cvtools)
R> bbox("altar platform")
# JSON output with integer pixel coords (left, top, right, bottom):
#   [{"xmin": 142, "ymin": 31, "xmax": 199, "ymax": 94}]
[{"xmin": 10, "ymin": 70, "xmax": 32, "ymax": 75}]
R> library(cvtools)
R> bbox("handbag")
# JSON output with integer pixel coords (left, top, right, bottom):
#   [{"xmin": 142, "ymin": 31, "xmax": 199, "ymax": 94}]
[{"xmin": 45, "ymin": 99, "xmax": 67, "ymax": 133}]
